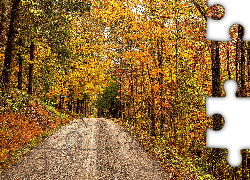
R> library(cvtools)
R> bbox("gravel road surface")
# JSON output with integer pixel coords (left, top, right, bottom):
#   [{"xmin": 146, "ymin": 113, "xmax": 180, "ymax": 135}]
[{"xmin": 1, "ymin": 118, "xmax": 169, "ymax": 179}]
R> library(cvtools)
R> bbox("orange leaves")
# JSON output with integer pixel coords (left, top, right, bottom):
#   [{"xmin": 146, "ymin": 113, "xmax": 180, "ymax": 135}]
[{"xmin": 0, "ymin": 113, "xmax": 43, "ymax": 159}]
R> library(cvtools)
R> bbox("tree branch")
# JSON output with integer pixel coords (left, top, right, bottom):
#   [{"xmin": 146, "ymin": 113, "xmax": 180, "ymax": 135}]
[{"xmin": 191, "ymin": 0, "xmax": 207, "ymax": 21}]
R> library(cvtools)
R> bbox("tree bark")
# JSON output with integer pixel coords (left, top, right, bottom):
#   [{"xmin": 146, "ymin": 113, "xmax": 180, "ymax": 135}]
[
  {"xmin": 247, "ymin": 42, "xmax": 250, "ymax": 94},
  {"xmin": 17, "ymin": 52, "xmax": 23, "ymax": 90},
  {"xmin": 28, "ymin": 41, "xmax": 34, "ymax": 95},
  {"xmin": 58, "ymin": 94, "xmax": 65, "ymax": 109},
  {"xmin": 237, "ymin": 25, "xmax": 246, "ymax": 97},
  {"xmin": 150, "ymin": 90, "xmax": 156, "ymax": 137},
  {"xmin": 157, "ymin": 38, "xmax": 165, "ymax": 137},
  {"xmin": 2, "ymin": 0, "xmax": 21, "ymax": 93},
  {"xmin": 237, "ymin": 25, "xmax": 248, "ymax": 180},
  {"xmin": 0, "ymin": 0, "xmax": 8, "ymax": 48},
  {"xmin": 242, "ymin": 150, "xmax": 248, "ymax": 180},
  {"xmin": 76, "ymin": 98, "xmax": 80, "ymax": 114},
  {"xmin": 147, "ymin": 65, "xmax": 156, "ymax": 137},
  {"xmin": 211, "ymin": 40, "xmax": 222, "ymax": 129},
  {"xmin": 210, "ymin": 40, "xmax": 222, "ymax": 178},
  {"xmin": 27, "ymin": 63, "xmax": 34, "ymax": 95},
  {"xmin": 227, "ymin": 46, "xmax": 231, "ymax": 79},
  {"xmin": 85, "ymin": 98, "xmax": 87, "ymax": 117}
]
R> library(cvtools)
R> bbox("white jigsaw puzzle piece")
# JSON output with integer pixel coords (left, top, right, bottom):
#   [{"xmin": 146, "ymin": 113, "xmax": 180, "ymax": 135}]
[
  {"xmin": 207, "ymin": 0, "xmax": 250, "ymax": 41},
  {"xmin": 206, "ymin": 80, "xmax": 250, "ymax": 167}
]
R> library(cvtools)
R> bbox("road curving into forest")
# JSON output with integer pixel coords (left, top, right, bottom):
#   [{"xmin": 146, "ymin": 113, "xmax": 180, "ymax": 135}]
[{"xmin": 1, "ymin": 118, "xmax": 169, "ymax": 179}]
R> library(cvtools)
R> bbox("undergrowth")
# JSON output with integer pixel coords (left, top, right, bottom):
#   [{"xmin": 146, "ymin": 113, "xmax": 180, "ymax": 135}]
[
  {"xmin": 111, "ymin": 118, "xmax": 215, "ymax": 179},
  {"xmin": 0, "ymin": 88, "xmax": 80, "ymax": 174}
]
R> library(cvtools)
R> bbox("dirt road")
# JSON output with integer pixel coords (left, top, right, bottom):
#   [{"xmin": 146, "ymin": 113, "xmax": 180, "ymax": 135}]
[{"xmin": 1, "ymin": 118, "xmax": 169, "ymax": 179}]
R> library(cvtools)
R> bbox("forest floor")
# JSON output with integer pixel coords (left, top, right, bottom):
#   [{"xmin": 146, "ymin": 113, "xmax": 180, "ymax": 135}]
[{"xmin": 0, "ymin": 118, "xmax": 168, "ymax": 179}]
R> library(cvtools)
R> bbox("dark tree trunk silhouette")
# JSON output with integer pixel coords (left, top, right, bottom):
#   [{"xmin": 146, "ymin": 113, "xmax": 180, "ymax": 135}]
[
  {"xmin": 147, "ymin": 65, "xmax": 156, "ymax": 137},
  {"xmin": 2, "ymin": 0, "xmax": 21, "ymax": 93},
  {"xmin": 58, "ymin": 94, "xmax": 65, "ymax": 109},
  {"xmin": 227, "ymin": 47, "xmax": 231, "ymax": 79},
  {"xmin": 210, "ymin": 40, "xmax": 222, "ymax": 178},
  {"xmin": 0, "ymin": 0, "xmax": 8, "ymax": 48},
  {"xmin": 237, "ymin": 25, "xmax": 248, "ymax": 180},
  {"xmin": 17, "ymin": 52, "xmax": 23, "ymax": 90},
  {"xmin": 27, "ymin": 63, "xmax": 34, "ymax": 95},
  {"xmin": 247, "ymin": 42, "xmax": 250, "ymax": 94},
  {"xmin": 157, "ymin": 38, "xmax": 165, "ymax": 137},
  {"xmin": 28, "ymin": 41, "xmax": 34, "ymax": 95},
  {"xmin": 76, "ymin": 98, "xmax": 80, "ymax": 114}
]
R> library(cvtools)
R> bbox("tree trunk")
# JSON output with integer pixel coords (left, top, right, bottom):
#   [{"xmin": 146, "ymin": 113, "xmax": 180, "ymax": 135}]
[
  {"xmin": 17, "ymin": 52, "xmax": 23, "ymax": 90},
  {"xmin": 0, "ymin": 0, "xmax": 8, "ymax": 48},
  {"xmin": 120, "ymin": 76, "xmax": 123, "ymax": 120},
  {"xmin": 141, "ymin": 62, "xmax": 147, "ymax": 126},
  {"xmin": 242, "ymin": 150, "xmax": 248, "ymax": 180},
  {"xmin": 157, "ymin": 38, "xmax": 165, "ymax": 137},
  {"xmin": 85, "ymin": 98, "xmax": 87, "ymax": 117},
  {"xmin": 68, "ymin": 96, "xmax": 73, "ymax": 112},
  {"xmin": 27, "ymin": 63, "xmax": 34, "ymax": 95},
  {"xmin": 130, "ymin": 68, "xmax": 134, "ymax": 124},
  {"xmin": 236, "ymin": 25, "xmax": 245, "ymax": 97},
  {"xmin": 150, "ymin": 91, "xmax": 156, "ymax": 137},
  {"xmin": 59, "ymin": 94, "xmax": 65, "ymax": 109},
  {"xmin": 76, "ymin": 98, "xmax": 80, "ymax": 114},
  {"xmin": 211, "ymin": 41, "xmax": 221, "ymax": 98},
  {"xmin": 79, "ymin": 99, "xmax": 82, "ymax": 114},
  {"xmin": 237, "ymin": 25, "xmax": 248, "ymax": 180},
  {"xmin": 227, "ymin": 47, "xmax": 231, "ymax": 79},
  {"xmin": 2, "ymin": 0, "xmax": 21, "ymax": 93},
  {"xmin": 210, "ymin": 40, "xmax": 222, "ymax": 178},
  {"xmin": 247, "ymin": 42, "xmax": 250, "ymax": 95},
  {"xmin": 28, "ymin": 41, "xmax": 34, "ymax": 95},
  {"xmin": 146, "ymin": 63, "xmax": 156, "ymax": 137}
]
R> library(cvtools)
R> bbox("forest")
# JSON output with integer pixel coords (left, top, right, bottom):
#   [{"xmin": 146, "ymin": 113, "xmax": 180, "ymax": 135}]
[{"xmin": 1, "ymin": 0, "xmax": 250, "ymax": 179}]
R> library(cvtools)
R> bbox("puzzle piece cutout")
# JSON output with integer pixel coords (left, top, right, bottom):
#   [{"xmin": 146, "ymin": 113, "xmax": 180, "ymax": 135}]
[
  {"xmin": 206, "ymin": 80, "xmax": 250, "ymax": 167},
  {"xmin": 206, "ymin": 0, "xmax": 250, "ymax": 41}
]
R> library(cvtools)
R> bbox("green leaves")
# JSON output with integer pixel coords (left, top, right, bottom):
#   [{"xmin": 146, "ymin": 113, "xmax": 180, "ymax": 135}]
[{"xmin": 96, "ymin": 81, "xmax": 120, "ymax": 118}]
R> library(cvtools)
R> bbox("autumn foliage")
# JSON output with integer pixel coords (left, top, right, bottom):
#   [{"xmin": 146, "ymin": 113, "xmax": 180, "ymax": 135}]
[{"xmin": 1, "ymin": 0, "xmax": 250, "ymax": 178}]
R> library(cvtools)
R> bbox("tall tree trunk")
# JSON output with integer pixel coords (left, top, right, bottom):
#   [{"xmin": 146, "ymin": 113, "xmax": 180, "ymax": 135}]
[
  {"xmin": 85, "ymin": 98, "xmax": 87, "ymax": 117},
  {"xmin": 0, "ymin": 0, "xmax": 8, "ymax": 48},
  {"xmin": 141, "ymin": 62, "xmax": 147, "ymax": 126},
  {"xmin": 58, "ymin": 94, "xmax": 63, "ymax": 109},
  {"xmin": 242, "ymin": 149, "xmax": 248, "ymax": 180},
  {"xmin": 130, "ymin": 67, "xmax": 134, "ymax": 125},
  {"xmin": 210, "ymin": 40, "xmax": 222, "ymax": 178},
  {"xmin": 237, "ymin": 25, "xmax": 246, "ymax": 97},
  {"xmin": 79, "ymin": 99, "xmax": 82, "ymax": 114},
  {"xmin": 17, "ymin": 52, "xmax": 23, "ymax": 90},
  {"xmin": 120, "ymin": 75, "xmax": 123, "ymax": 120},
  {"xmin": 227, "ymin": 47, "xmax": 231, "ymax": 79},
  {"xmin": 28, "ymin": 41, "xmax": 34, "ymax": 95},
  {"xmin": 147, "ymin": 64, "xmax": 156, "ymax": 137},
  {"xmin": 2, "ymin": 0, "xmax": 21, "ymax": 93},
  {"xmin": 237, "ymin": 25, "xmax": 248, "ymax": 180},
  {"xmin": 157, "ymin": 38, "xmax": 165, "ymax": 137},
  {"xmin": 150, "ymin": 87, "xmax": 156, "ymax": 137},
  {"xmin": 76, "ymin": 98, "xmax": 80, "ymax": 114},
  {"xmin": 68, "ymin": 95, "xmax": 73, "ymax": 112},
  {"xmin": 27, "ymin": 63, "xmax": 34, "ymax": 95},
  {"xmin": 247, "ymin": 42, "xmax": 250, "ymax": 95}
]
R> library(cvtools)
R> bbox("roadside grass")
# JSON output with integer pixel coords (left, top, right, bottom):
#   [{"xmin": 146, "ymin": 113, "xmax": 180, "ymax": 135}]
[
  {"xmin": 0, "ymin": 89, "xmax": 81, "ymax": 174},
  {"xmin": 111, "ymin": 118, "xmax": 215, "ymax": 179}
]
